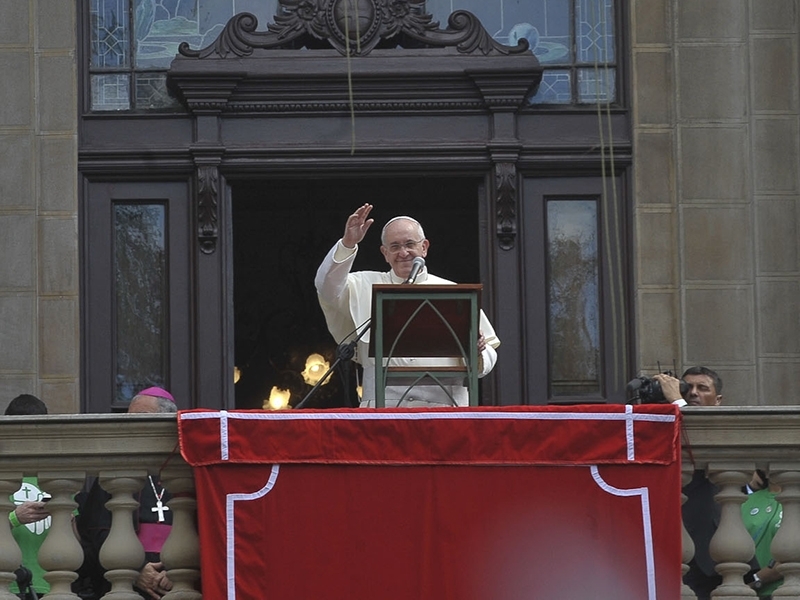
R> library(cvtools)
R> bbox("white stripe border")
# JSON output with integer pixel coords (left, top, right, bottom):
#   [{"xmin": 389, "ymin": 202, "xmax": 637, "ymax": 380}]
[{"xmin": 180, "ymin": 409, "xmax": 676, "ymax": 424}]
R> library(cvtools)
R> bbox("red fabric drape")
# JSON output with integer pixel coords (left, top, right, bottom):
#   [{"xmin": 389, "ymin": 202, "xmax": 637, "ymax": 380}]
[{"xmin": 178, "ymin": 405, "xmax": 682, "ymax": 600}]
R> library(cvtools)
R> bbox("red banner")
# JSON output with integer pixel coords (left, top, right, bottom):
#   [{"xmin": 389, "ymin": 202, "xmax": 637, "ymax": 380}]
[{"xmin": 178, "ymin": 405, "xmax": 682, "ymax": 600}]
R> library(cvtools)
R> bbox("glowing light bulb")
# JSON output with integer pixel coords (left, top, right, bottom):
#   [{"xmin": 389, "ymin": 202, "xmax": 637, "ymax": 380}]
[
  {"xmin": 233, "ymin": 366, "xmax": 241, "ymax": 384},
  {"xmin": 301, "ymin": 353, "xmax": 332, "ymax": 386},
  {"xmin": 265, "ymin": 387, "xmax": 291, "ymax": 410}
]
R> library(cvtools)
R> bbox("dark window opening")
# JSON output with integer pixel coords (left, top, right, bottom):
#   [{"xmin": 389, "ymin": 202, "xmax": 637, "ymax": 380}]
[{"xmin": 231, "ymin": 177, "xmax": 482, "ymax": 409}]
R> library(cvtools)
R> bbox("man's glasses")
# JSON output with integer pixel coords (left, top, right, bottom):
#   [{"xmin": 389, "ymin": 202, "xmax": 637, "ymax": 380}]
[{"xmin": 386, "ymin": 240, "xmax": 423, "ymax": 254}]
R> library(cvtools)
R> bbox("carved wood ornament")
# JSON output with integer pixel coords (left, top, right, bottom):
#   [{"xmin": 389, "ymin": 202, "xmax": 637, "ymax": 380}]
[
  {"xmin": 197, "ymin": 166, "xmax": 219, "ymax": 254},
  {"xmin": 179, "ymin": 0, "xmax": 530, "ymax": 58}
]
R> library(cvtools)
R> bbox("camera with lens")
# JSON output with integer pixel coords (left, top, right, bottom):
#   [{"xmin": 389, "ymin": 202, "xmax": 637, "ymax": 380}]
[{"xmin": 626, "ymin": 371, "xmax": 689, "ymax": 405}]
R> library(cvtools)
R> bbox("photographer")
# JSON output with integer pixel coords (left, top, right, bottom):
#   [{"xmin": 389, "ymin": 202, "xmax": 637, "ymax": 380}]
[{"xmin": 652, "ymin": 366, "xmax": 722, "ymax": 407}]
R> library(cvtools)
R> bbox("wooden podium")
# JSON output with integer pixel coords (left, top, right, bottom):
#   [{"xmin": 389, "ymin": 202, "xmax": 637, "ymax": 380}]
[{"xmin": 369, "ymin": 284, "xmax": 482, "ymax": 407}]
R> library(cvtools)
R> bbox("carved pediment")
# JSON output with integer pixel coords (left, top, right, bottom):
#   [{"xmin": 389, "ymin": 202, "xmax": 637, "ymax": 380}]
[
  {"xmin": 168, "ymin": 0, "xmax": 542, "ymax": 115},
  {"xmin": 179, "ymin": 0, "xmax": 529, "ymax": 59}
]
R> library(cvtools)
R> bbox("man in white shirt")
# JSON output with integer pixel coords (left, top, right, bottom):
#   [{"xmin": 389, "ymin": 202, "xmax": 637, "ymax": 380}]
[{"xmin": 315, "ymin": 203, "xmax": 500, "ymax": 407}]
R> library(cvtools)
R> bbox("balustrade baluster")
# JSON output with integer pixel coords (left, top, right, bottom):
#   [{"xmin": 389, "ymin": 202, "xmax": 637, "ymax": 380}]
[
  {"xmin": 770, "ymin": 467, "xmax": 800, "ymax": 597},
  {"xmin": 37, "ymin": 472, "xmax": 85, "ymax": 599},
  {"xmin": 0, "ymin": 474, "xmax": 24, "ymax": 600},
  {"xmin": 708, "ymin": 466, "xmax": 756, "ymax": 599},
  {"xmin": 160, "ymin": 468, "xmax": 201, "ymax": 600},
  {"xmin": 98, "ymin": 472, "xmax": 147, "ymax": 600}
]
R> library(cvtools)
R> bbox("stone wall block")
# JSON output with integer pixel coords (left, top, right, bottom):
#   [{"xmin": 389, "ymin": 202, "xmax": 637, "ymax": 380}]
[
  {"xmin": 39, "ymin": 297, "xmax": 78, "ymax": 377},
  {"xmin": 37, "ymin": 54, "xmax": 76, "ymax": 132},
  {"xmin": 39, "ymin": 217, "xmax": 77, "ymax": 294},
  {"xmin": 0, "ymin": 2, "xmax": 30, "ymax": 45},
  {"xmin": 39, "ymin": 380, "xmax": 78, "ymax": 414},
  {"xmin": 0, "ymin": 214, "xmax": 35, "ymax": 289},
  {"xmin": 637, "ymin": 211, "xmax": 677, "ymax": 285},
  {"xmin": 634, "ymin": 51, "xmax": 674, "ymax": 125},
  {"xmin": 36, "ymin": 0, "xmax": 75, "ymax": 50},
  {"xmin": 0, "ymin": 295, "xmax": 35, "ymax": 372},
  {"xmin": 39, "ymin": 136, "xmax": 78, "ymax": 212},
  {"xmin": 677, "ymin": 45, "xmax": 747, "ymax": 120},
  {"xmin": 0, "ymin": 51, "xmax": 32, "ymax": 127},
  {"xmin": 760, "ymin": 361, "xmax": 800, "ymax": 405},
  {"xmin": 685, "ymin": 287, "xmax": 754, "ymax": 363},
  {"xmin": 632, "ymin": 0, "xmax": 670, "ymax": 45},
  {"xmin": 677, "ymin": 0, "xmax": 747, "ymax": 40},
  {"xmin": 751, "ymin": 0, "xmax": 798, "ymax": 31},
  {"xmin": 636, "ymin": 291, "xmax": 679, "ymax": 368},
  {"xmin": 754, "ymin": 118, "xmax": 799, "ymax": 193},
  {"xmin": 751, "ymin": 37, "xmax": 798, "ymax": 112},
  {"xmin": 635, "ymin": 130, "xmax": 675, "ymax": 204},
  {"xmin": 679, "ymin": 127, "xmax": 748, "ymax": 200},
  {"xmin": 683, "ymin": 205, "xmax": 752, "ymax": 281},
  {"xmin": 0, "ymin": 134, "xmax": 34, "ymax": 208},
  {"xmin": 757, "ymin": 280, "xmax": 800, "ymax": 354},
  {"xmin": 756, "ymin": 197, "xmax": 799, "ymax": 273}
]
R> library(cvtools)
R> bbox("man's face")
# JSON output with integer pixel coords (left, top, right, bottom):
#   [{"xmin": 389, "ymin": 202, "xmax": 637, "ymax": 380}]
[
  {"xmin": 380, "ymin": 219, "xmax": 429, "ymax": 279},
  {"xmin": 683, "ymin": 374, "xmax": 721, "ymax": 406}
]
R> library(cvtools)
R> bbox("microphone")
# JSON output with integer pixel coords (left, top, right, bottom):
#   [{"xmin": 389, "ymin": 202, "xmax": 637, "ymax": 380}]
[{"xmin": 403, "ymin": 257, "xmax": 425, "ymax": 284}]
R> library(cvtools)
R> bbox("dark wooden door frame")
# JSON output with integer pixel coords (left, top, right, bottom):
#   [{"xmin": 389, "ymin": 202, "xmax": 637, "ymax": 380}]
[{"xmin": 162, "ymin": 3, "xmax": 541, "ymax": 408}]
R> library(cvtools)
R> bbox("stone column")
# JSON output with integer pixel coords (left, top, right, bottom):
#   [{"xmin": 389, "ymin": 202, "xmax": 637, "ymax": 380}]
[
  {"xmin": 770, "ymin": 467, "xmax": 800, "ymax": 597},
  {"xmin": 0, "ymin": 474, "xmax": 23, "ymax": 600},
  {"xmin": 98, "ymin": 471, "xmax": 147, "ymax": 600},
  {"xmin": 708, "ymin": 465, "xmax": 756, "ymax": 599},
  {"xmin": 37, "ymin": 472, "xmax": 85, "ymax": 599},
  {"xmin": 160, "ymin": 468, "xmax": 201, "ymax": 600}
]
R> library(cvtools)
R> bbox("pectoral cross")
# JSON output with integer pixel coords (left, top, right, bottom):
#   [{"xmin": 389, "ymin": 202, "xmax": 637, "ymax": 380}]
[{"xmin": 151, "ymin": 499, "xmax": 170, "ymax": 522}]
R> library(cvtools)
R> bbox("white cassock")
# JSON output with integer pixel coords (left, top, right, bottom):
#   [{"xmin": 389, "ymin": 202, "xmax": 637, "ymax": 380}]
[{"xmin": 315, "ymin": 240, "xmax": 500, "ymax": 407}]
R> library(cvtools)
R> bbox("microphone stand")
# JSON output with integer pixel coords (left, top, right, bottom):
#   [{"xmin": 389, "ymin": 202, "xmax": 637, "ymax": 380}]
[{"xmin": 295, "ymin": 322, "xmax": 370, "ymax": 409}]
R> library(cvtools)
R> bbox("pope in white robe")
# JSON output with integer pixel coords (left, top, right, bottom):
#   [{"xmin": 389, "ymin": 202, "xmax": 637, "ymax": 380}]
[{"xmin": 315, "ymin": 204, "xmax": 500, "ymax": 407}]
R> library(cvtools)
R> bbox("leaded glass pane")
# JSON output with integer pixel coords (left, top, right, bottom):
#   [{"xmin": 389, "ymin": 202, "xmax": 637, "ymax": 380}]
[
  {"xmin": 576, "ymin": 0, "xmax": 615, "ymax": 64},
  {"xmin": 426, "ymin": 0, "xmax": 615, "ymax": 105},
  {"xmin": 507, "ymin": 2, "xmax": 571, "ymax": 65},
  {"xmin": 135, "ymin": 0, "xmax": 278, "ymax": 68},
  {"xmin": 91, "ymin": 0, "xmax": 130, "ymax": 68},
  {"xmin": 135, "ymin": 72, "xmax": 180, "ymax": 109},
  {"xmin": 529, "ymin": 69, "xmax": 571, "ymax": 104},
  {"xmin": 114, "ymin": 204, "xmax": 168, "ymax": 404},
  {"xmin": 91, "ymin": 74, "xmax": 131, "ymax": 111},
  {"xmin": 577, "ymin": 67, "xmax": 616, "ymax": 103},
  {"xmin": 427, "ymin": 0, "xmax": 572, "ymax": 64},
  {"xmin": 546, "ymin": 199, "xmax": 600, "ymax": 396}
]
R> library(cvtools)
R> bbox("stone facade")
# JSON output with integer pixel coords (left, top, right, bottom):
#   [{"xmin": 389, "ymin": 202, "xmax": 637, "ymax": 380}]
[
  {"xmin": 632, "ymin": 0, "xmax": 800, "ymax": 405},
  {"xmin": 0, "ymin": 1, "xmax": 797, "ymax": 411},
  {"xmin": 0, "ymin": 0, "xmax": 79, "ymax": 413}
]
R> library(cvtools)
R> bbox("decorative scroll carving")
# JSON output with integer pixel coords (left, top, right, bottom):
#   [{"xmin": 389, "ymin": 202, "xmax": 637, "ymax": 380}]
[
  {"xmin": 197, "ymin": 166, "xmax": 219, "ymax": 254},
  {"xmin": 495, "ymin": 162, "xmax": 517, "ymax": 251},
  {"xmin": 178, "ymin": 0, "xmax": 529, "ymax": 58}
]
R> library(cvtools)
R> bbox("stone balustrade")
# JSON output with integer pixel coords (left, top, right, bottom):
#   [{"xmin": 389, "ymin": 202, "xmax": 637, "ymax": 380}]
[
  {"xmin": 0, "ymin": 413, "xmax": 199, "ymax": 600},
  {"xmin": 1, "ymin": 407, "xmax": 799, "ymax": 599},
  {"xmin": 681, "ymin": 406, "xmax": 800, "ymax": 599}
]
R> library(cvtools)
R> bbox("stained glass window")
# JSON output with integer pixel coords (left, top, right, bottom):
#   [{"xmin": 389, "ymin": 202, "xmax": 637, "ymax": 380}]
[
  {"xmin": 89, "ymin": 0, "xmax": 617, "ymax": 111},
  {"xmin": 427, "ymin": 0, "xmax": 617, "ymax": 105},
  {"xmin": 89, "ymin": 0, "xmax": 278, "ymax": 111}
]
